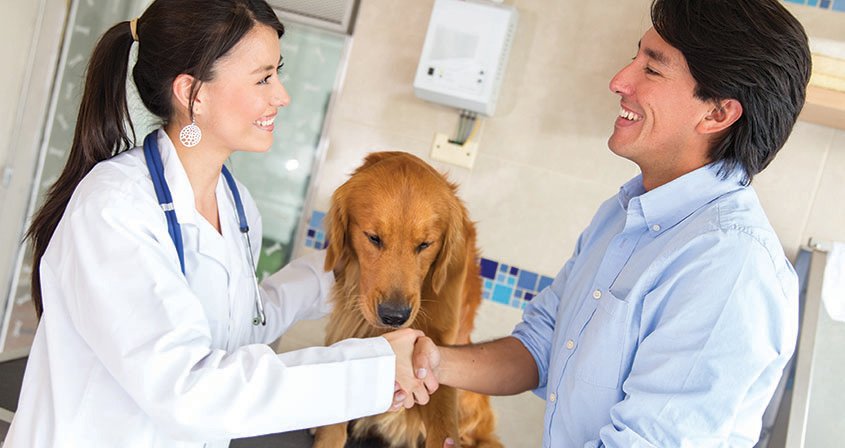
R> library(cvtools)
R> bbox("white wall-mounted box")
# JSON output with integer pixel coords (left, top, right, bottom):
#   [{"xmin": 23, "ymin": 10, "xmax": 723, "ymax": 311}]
[{"xmin": 413, "ymin": 0, "xmax": 518, "ymax": 116}]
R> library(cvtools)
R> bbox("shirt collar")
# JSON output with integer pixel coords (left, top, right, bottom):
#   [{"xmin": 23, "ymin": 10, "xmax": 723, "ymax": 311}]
[{"xmin": 617, "ymin": 161, "xmax": 746, "ymax": 233}]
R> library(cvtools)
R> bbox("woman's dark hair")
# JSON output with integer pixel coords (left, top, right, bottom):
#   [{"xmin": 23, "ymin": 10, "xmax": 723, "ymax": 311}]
[
  {"xmin": 651, "ymin": 0, "xmax": 811, "ymax": 185},
  {"xmin": 26, "ymin": 0, "xmax": 285, "ymax": 316}
]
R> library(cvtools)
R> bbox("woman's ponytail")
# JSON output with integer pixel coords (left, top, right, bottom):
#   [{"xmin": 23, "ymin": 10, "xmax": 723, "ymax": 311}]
[{"xmin": 26, "ymin": 21, "xmax": 136, "ymax": 317}]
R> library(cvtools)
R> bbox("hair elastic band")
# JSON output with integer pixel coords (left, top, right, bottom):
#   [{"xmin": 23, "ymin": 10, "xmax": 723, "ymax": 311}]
[{"xmin": 130, "ymin": 18, "xmax": 139, "ymax": 42}]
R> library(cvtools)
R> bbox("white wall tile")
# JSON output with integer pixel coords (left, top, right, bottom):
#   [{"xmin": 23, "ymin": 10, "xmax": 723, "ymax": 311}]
[
  {"xmin": 755, "ymin": 121, "xmax": 837, "ymax": 258},
  {"xmin": 462, "ymin": 153, "xmax": 618, "ymax": 276},
  {"xmin": 802, "ymin": 129, "xmax": 845, "ymax": 244}
]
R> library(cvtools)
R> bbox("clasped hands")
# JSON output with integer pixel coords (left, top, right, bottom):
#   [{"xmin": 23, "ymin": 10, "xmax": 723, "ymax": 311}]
[{"xmin": 381, "ymin": 329, "xmax": 441, "ymax": 411}]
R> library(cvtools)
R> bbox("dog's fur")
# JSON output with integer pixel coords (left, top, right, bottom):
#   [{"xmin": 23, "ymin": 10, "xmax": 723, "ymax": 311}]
[{"xmin": 312, "ymin": 152, "xmax": 501, "ymax": 448}]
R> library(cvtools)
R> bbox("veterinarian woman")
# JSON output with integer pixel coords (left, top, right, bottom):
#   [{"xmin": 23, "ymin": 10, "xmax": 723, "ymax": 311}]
[{"xmin": 6, "ymin": 1, "xmax": 428, "ymax": 446}]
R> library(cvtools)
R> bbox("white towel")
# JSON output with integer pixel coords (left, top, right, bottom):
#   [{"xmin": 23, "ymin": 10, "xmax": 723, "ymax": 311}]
[{"xmin": 822, "ymin": 242, "xmax": 845, "ymax": 322}]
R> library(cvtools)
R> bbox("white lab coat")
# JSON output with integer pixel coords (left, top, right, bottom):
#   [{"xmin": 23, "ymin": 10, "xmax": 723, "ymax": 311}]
[{"xmin": 6, "ymin": 129, "xmax": 395, "ymax": 447}]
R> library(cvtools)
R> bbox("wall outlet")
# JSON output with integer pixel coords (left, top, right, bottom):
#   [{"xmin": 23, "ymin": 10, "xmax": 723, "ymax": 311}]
[{"xmin": 430, "ymin": 133, "xmax": 478, "ymax": 169}]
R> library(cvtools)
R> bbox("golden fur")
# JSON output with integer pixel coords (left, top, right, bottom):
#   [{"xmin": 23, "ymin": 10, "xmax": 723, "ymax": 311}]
[{"xmin": 312, "ymin": 152, "xmax": 501, "ymax": 448}]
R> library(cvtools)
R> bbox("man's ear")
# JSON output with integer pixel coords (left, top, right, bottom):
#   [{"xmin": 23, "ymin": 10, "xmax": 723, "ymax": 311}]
[
  {"xmin": 171, "ymin": 73, "xmax": 202, "ymax": 120},
  {"xmin": 698, "ymin": 98, "xmax": 742, "ymax": 135}
]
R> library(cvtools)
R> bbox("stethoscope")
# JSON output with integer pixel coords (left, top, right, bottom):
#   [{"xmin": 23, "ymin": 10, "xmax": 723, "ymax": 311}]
[{"xmin": 143, "ymin": 131, "xmax": 266, "ymax": 326}]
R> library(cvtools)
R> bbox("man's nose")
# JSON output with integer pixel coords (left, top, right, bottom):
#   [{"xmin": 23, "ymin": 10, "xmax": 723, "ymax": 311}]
[{"xmin": 609, "ymin": 63, "xmax": 634, "ymax": 96}]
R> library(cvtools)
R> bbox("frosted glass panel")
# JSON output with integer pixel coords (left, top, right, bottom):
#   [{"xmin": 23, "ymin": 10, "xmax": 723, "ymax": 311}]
[
  {"xmin": 2, "ymin": 0, "xmax": 151, "ymax": 352},
  {"xmin": 227, "ymin": 21, "xmax": 345, "ymax": 280}
]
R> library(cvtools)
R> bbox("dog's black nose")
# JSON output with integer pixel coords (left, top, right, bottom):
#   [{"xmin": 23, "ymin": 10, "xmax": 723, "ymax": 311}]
[{"xmin": 378, "ymin": 302, "xmax": 411, "ymax": 327}]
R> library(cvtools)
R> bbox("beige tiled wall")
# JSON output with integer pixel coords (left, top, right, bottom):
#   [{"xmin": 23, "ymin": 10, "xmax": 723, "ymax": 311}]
[{"xmin": 288, "ymin": 0, "xmax": 845, "ymax": 446}]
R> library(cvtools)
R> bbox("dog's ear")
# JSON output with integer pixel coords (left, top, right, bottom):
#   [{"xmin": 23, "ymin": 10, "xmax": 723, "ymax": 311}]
[
  {"xmin": 431, "ymin": 198, "xmax": 469, "ymax": 294},
  {"xmin": 323, "ymin": 186, "xmax": 350, "ymax": 274}
]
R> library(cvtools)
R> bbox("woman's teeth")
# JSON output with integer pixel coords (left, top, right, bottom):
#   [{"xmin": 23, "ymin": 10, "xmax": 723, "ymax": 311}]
[
  {"xmin": 619, "ymin": 108, "xmax": 642, "ymax": 121},
  {"xmin": 255, "ymin": 117, "xmax": 275, "ymax": 127}
]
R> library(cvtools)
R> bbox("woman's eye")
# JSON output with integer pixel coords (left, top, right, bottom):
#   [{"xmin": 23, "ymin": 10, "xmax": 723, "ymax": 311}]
[{"xmin": 258, "ymin": 75, "xmax": 272, "ymax": 85}]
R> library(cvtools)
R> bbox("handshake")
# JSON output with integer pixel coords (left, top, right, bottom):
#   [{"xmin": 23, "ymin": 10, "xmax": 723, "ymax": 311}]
[
  {"xmin": 382, "ymin": 328, "xmax": 442, "ymax": 412},
  {"xmin": 347, "ymin": 328, "xmax": 526, "ymax": 448}
]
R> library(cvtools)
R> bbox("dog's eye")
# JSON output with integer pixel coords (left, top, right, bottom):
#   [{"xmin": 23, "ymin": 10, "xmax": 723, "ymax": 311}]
[
  {"xmin": 366, "ymin": 233, "xmax": 383, "ymax": 248},
  {"xmin": 416, "ymin": 242, "xmax": 431, "ymax": 253}
]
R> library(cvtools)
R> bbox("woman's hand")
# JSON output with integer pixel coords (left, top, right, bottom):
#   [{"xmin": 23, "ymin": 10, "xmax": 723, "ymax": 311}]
[{"xmin": 382, "ymin": 328, "xmax": 429, "ymax": 409}]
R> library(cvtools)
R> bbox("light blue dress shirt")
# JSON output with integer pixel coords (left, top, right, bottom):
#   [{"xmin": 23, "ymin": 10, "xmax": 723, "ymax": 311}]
[{"xmin": 513, "ymin": 162, "xmax": 798, "ymax": 447}]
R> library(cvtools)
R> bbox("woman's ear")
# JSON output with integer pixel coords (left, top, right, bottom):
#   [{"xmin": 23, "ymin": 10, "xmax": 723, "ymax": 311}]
[{"xmin": 171, "ymin": 73, "xmax": 200, "ymax": 121}]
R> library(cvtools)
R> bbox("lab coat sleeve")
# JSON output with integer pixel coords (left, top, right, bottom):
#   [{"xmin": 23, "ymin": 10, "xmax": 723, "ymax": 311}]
[
  {"xmin": 237, "ymin": 177, "xmax": 334, "ymax": 344},
  {"xmin": 256, "ymin": 251, "xmax": 335, "ymax": 344},
  {"xmin": 591, "ymin": 231, "xmax": 798, "ymax": 447},
  {"xmin": 55, "ymin": 187, "xmax": 395, "ymax": 441}
]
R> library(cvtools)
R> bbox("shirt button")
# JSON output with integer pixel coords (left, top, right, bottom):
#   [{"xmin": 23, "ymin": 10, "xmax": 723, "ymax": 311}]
[
  {"xmin": 566, "ymin": 339, "xmax": 575, "ymax": 350},
  {"xmin": 549, "ymin": 393, "xmax": 557, "ymax": 402},
  {"xmin": 651, "ymin": 224, "xmax": 661, "ymax": 232},
  {"xmin": 592, "ymin": 289, "xmax": 602, "ymax": 300}
]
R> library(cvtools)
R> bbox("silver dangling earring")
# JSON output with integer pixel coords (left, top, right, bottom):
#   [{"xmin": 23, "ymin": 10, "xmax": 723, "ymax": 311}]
[{"xmin": 179, "ymin": 119, "xmax": 202, "ymax": 148}]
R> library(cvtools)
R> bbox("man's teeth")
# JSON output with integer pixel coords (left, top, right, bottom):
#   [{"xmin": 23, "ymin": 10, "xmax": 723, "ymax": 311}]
[
  {"xmin": 255, "ymin": 117, "xmax": 274, "ymax": 126},
  {"xmin": 619, "ymin": 108, "xmax": 642, "ymax": 121}
]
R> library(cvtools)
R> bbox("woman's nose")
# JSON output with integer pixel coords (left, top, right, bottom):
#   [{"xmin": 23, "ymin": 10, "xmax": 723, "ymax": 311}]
[{"xmin": 273, "ymin": 82, "xmax": 291, "ymax": 108}]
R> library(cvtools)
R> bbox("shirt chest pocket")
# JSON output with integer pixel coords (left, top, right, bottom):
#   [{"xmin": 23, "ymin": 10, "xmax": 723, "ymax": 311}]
[{"xmin": 574, "ymin": 290, "xmax": 630, "ymax": 389}]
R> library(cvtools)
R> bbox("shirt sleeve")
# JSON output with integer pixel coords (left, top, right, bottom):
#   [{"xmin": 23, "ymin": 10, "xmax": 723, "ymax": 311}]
[
  {"xmin": 512, "ymin": 233, "xmax": 584, "ymax": 396},
  {"xmin": 55, "ymin": 188, "xmax": 394, "ymax": 441},
  {"xmin": 593, "ymin": 230, "xmax": 798, "ymax": 447}
]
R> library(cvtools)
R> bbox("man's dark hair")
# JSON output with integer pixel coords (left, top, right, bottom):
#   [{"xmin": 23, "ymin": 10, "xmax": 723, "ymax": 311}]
[{"xmin": 651, "ymin": 0, "xmax": 811, "ymax": 185}]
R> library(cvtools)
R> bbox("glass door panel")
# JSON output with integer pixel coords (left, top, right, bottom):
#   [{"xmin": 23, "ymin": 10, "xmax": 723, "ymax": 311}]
[{"xmin": 228, "ymin": 21, "xmax": 345, "ymax": 280}]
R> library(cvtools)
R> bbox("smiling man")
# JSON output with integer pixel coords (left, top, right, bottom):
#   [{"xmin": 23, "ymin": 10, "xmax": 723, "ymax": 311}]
[{"xmin": 412, "ymin": 0, "xmax": 812, "ymax": 446}]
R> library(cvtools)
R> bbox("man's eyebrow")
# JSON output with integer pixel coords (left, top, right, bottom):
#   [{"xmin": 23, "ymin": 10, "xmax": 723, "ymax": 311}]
[
  {"xmin": 644, "ymin": 48, "xmax": 670, "ymax": 66},
  {"xmin": 636, "ymin": 40, "xmax": 670, "ymax": 67},
  {"xmin": 250, "ymin": 55, "xmax": 284, "ymax": 74}
]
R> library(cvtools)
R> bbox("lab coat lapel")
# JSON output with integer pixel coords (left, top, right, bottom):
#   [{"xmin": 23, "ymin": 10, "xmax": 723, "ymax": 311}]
[{"xmin": 156, "ymin": 129, "xmax": 231, "ymax": 273}]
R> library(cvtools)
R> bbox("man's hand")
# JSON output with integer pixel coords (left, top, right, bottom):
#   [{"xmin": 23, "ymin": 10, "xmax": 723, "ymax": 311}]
[{"xmin": 412, "ymin": 336, "xmax": 441, "ymax": 395}]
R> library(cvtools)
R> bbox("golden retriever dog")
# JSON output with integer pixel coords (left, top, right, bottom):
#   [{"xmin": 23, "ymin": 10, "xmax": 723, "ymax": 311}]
[{"xmin": 312, "ymin": 152, "xmax": 501, "ymax": 448}]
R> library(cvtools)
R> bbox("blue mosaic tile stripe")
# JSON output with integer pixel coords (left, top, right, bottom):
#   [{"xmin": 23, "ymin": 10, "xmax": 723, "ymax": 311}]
[
  {"xmin": 478, "ymin": 257, "xmax": 554, "ymax": 310},
  {"xmin": 784, "ymin": 0, "xmax": 845, "ymax": 10},
  {"xmin": 303, "ymin": 210, "xmax": 555, "ymax": 310},
  {"xmin": 304, "ymin": 210, "xmax": 328, "ymax": 250}
]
